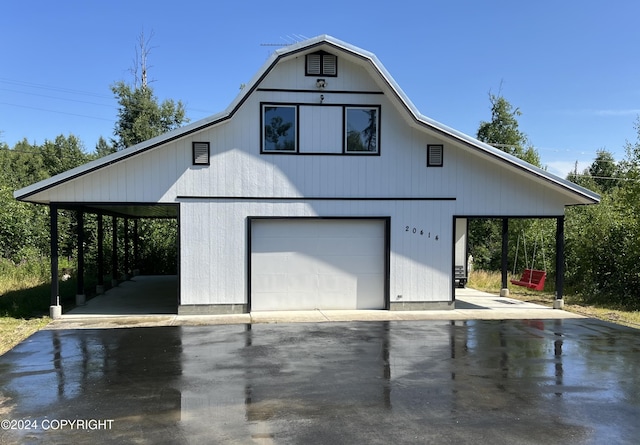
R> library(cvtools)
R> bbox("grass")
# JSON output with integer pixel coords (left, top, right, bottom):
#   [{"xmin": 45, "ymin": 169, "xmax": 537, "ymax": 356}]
[
  {"xmin": 468, "ymin": 269, "xmax": 640, "ymax": 329},
  {"xmin": 0, "ymin": 257, "xmax": 58, "ymax": 355},
  {"xmin": 0, "ymin": 317, "xmax": 51, "ymax": 356},
  {"xmin": 0, "ymin": 256, "xmax": 107, "ymax": 355}
]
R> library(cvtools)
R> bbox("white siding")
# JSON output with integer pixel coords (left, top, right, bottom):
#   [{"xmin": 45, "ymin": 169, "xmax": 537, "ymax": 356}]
[
  {"xmin": 179, "ymin": 199, "xmax": 454, "ymax": 307},
  {"xmin": 299, "ymin": 105, "xmax": 343, "ymax": 153}
]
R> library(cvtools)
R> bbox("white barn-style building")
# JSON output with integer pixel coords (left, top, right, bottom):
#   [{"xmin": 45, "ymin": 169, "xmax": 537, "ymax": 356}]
[{"xmin": 15, "ymin": 35, "xmax": 599, "ymax": 316}]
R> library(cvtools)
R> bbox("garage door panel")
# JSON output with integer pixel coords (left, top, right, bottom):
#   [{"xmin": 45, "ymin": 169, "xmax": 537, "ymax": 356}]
[
  {"xmin": 251, "ymin": 219, "xmax": 386, "ymax": 311},
  {"xmin": 252, "ymin": 274, "xmax": 289, "ymax": 293},
  {"xmin": 252, "ymin": 253, "xmax": 291, "ymax": 273},
  {"xmin": 357, "ymin": 274, "xmax": 386, "ymax": 309},
  {"xmin": 286, "ymin": 273, "xmax": 320, "ymax": 292},
  {"xmin": 318, "ymin": 272, "xmax": 356, "ymax": 292},
  {"xmin": 315, "ymin": 255, "xmax": 381, "ymax": 274}
]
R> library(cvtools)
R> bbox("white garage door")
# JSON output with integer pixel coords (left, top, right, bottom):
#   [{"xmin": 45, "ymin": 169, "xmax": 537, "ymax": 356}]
[{"xmin": 250, "ymin": 219, "xmax": 386, "ymax": 311}]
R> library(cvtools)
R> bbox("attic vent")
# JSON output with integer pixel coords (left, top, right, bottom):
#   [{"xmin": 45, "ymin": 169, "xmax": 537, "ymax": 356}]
[
  {"xmin": 192, "ymin": 142, "xmax": 210, "ymax": 165},
  {"xmin": 427, "ymin": 144, "xmax": 443, "ymax": 167},
  {"xmin": 322, "ymin": 54, "xmax": 337, "ymax": 75},
  {"xmin": 305, "ymin": 51, "xmax": 337, "ymax": 77},
  {"xmin": 307, "ymin": 54, "xmax": 322, "ymax": 75}
]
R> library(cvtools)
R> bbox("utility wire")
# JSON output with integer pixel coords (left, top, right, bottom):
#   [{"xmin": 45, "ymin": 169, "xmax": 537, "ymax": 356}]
[{"xmin": 0, "ymin": 102, "xmax": 113, "ymax": 121}]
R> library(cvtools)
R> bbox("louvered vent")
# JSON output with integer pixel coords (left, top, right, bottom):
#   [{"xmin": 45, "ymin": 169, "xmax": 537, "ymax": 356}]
[
  {"xmin": 427, "ymin": 144, "xmax": 443, "ymax": 167},
  {"xmin": 322, "ymin": 54, "xmax": 337, "ymax": 75},
  {"xmin": 307, "ymin": 54, "xmax": 322, "ymax": 75},
  {"xmin": 193, "ymin": 142, "xmax": 210, "ymax": 165},
  {"xmin": 305, "ymin": 51, "xmax": 337, "ymax": 76}
]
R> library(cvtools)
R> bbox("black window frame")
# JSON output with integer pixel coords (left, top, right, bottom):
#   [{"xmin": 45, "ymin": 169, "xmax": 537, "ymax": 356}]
[
  {"xmin": 261, "ymin": 103, "xmax": 299, "ymax": 154},
  {"xmin": 343, "ymin": 105, "xmax": 381, "ymax": 155}
]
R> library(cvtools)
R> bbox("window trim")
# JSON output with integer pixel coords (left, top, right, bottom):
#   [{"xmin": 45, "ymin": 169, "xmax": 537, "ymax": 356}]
[
  {"xmin": 261, "ymin": 103, "xmax": 299, "ymax": 154},
  {"xmin": 343, "ymin": 105, "xmax": 381, "ymax": 155},
  {"xmin": 427, "ymin": 144, "xmax": 444, "ymax": 167},
  {"xmin": 192, "ymin": 141, "xmax": 210, "ymax": 165},
  {"xmin": 305, "ymin": 51, "xmax": 338, "ymax": 77}
]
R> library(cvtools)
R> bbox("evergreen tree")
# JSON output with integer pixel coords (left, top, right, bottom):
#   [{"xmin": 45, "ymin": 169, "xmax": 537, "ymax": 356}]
[
  {"xmin": 470, "ymin": 93, "xmax": 543, "ymax": 271},
  {"xmin": 94, "ymin": 136, "xmax": 116, "ymax": 158},
  {"xmin": 477, "ymin": 93, "xmax": 541, "ymax": 166},
  {"xmin": 110, "ymin": 31, "xmax": 188, "ymax": 150},
  {"xmin": 111, "ymin": 81, "xmax": 187, "ymax": 149}
]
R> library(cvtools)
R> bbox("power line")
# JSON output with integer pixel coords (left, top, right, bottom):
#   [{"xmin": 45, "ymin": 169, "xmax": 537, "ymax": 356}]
[
  {"xmin": 0, "ymin": 78, "xmax": 112, "ymax": 100},
  {"xmin": 0, "ymin": 102, "xmax": 113, "ymax": 121},
  {"xmin": 0, "ymin": 88, "xmax": 116, "ymax": 108}
]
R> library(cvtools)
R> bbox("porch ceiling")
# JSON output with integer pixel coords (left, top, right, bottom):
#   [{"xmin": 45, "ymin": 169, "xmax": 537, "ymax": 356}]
[{"xmin": 76, "ymin": 204, "xmax": 178, "ymax": 219}]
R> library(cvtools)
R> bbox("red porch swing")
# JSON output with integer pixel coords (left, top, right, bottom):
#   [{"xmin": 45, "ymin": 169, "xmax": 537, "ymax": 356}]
[{"xmin": 510, "ymin": 231, "xmax": 547, "ymax": 291}]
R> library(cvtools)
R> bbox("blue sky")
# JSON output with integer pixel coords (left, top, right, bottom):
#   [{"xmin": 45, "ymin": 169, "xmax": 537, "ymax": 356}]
[{"xmin": 1, "ymin": 0, "xmax": 639, "ymax": 177}]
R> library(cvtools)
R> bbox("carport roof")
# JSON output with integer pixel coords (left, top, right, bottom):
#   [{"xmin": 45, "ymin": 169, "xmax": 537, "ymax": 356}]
[
  {"xmin": 56, "ymin": 203, "xmax": 178, "ymax": 219},
  {"xmin": 14, "ymin": 34, "xmax": 600, "ymax": 208}
]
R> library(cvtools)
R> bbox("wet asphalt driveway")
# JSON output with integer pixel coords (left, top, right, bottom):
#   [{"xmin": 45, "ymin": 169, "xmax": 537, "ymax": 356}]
[{"xmin": 1, "ymin": 319, "xmax": 639, "ymax": 444}]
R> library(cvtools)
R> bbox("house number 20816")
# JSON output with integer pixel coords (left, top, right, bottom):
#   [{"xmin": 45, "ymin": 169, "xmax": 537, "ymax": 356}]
[{"xmin": 405, "ymin": 226, "xmax": 438, "ymax": 240}]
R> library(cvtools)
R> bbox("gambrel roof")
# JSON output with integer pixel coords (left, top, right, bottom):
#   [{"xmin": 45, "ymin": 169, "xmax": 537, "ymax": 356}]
[{"xmin": 15, "ymin": 34, "xmax": 600, "ymax": 206}]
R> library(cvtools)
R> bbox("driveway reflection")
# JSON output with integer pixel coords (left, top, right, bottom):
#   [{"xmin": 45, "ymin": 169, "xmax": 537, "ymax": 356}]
[{"xmin": 1, "ymin": 320, "xmax": 639, "ymax": 444}]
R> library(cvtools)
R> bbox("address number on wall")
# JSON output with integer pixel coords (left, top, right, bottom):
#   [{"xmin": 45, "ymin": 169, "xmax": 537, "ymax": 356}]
[{"xmin": 405, "ymin": 226, "xmax": 439, "ymax": 240}]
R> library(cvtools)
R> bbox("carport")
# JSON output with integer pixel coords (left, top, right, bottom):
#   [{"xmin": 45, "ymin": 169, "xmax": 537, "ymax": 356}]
[
  {"xmin": 48, "ymin": 203, "xmax": 179, "ymax": 317},
  {"xmin": 453, "ymin": 215, "xmax": 565, "ymax": 306}
]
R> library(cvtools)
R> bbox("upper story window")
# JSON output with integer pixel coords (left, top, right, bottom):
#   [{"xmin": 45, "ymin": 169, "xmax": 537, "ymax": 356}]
[
  {"xmin": 306, "ymin": 51, "xmax": 337, "ymax": 77},
  {"xmin": 262, "ymin": 104, "xmax": 297, "ymax": 152},
  {"xmin": 345, "ymin": 106, "xmax": 380, "ymax": 154}
]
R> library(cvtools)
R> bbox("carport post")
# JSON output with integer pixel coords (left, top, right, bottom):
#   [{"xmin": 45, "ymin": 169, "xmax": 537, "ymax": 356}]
[
  {"xmin": 133, "ymin": 219, "xmax": 139, "ymax": 276},
  {"xmin": 96, "ymin": 212, "xmax": 105, "ymax": 294},
  {"xmin": 75, "ymin": 210, "xmax": 86, "ymax": 306},
  {"xmin": 112, "ymin": 216, "xmax": 119, "ymax": 287},
  {"xmin": 500, "ymin": 218, "xmax": 509, "ymax": 297},
  {"xmin": 49, "ymin": 204, "xmax": 61, "ymax": 319},
  {"xmin": 124, "ymin": 217, "xmax": 130, "ymax": 279},
  {"xmin": 554, "ymin": 216, "xmax": 565, "ymax": 309}
]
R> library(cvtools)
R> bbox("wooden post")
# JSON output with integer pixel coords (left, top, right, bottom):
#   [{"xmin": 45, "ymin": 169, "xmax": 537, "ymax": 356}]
[
  {"xmin": 97, "ymin": 212, "xmax": 104, "ymax": 294},
  {"xmin": 133, "ymin": 219, "xmax": 140, "ymax": 276},
  {"xmin": 76, "ymin": 209, "xmax": 86, "ymax": 305},
  {"xmin": 500, "ymin": 218, "xmax": 509, "ymax": 297},
  {"xmin": 554, "ymin": 216, "xmax": 565, "ymax": 308},
  {"xmin": 50, "ymin": 205, "xmax": 61, "ymax": 318},
  {"xmin": 124, "ymin": 217, "xmax": 130, "ymax": 279},
  {"xmin": 112, "ymin": 216, "xmax": 118, "ymax": 286}
]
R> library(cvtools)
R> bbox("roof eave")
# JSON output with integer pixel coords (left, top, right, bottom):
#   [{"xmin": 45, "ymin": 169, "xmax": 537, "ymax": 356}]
[{"xmin": 14, "ymin": 34, "xmax": 601, "ymax": 207}]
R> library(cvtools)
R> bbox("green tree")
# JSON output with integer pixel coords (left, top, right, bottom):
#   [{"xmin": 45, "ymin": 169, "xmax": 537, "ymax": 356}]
[
  {"xmin": 41, "ymin": 134, "xmax": 89, "ymax": 176},
  {"xmin": 94, "ymin": 136, "xmax": 116, "ymax": 158},
  {"xmin": 0, "ymin": 139, "xmax": 48, "ymax": 188},
  {"xmin": 111, "ymin": 82, "xmax": 187, "ymax": 149},
  {"xmin": 110, "ymin": 31, "xmax": 188, "ymax": 149},
  {"xmin": 107, "ymin": 31, "xmax": 186, "ymax": 274},
  {"xmin": 564, "ymin": 118, "xmax": 640, "ymax": 308},
  {"xmin": 470, "ymin": 93, "xmax": 544, "ymax": 271},
  {"xmin": 567, "ymin": 150, "xmax": 619, "ymax": 193},
  {"xmin": 477, "ymin": 93, "xmax": 541, "ymax": 167}
]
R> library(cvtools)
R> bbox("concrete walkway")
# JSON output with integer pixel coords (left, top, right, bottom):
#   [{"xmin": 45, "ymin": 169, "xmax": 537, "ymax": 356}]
[{"xmin": 48, "ymin": 276, "xmax": 583, "ymax": 330}]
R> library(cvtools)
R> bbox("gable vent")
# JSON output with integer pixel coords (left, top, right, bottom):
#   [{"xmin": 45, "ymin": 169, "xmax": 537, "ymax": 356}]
[
  {"xmin": 427, "ymin": 144, "xmax": 443, "ymax": 167},
  {"xmin": 307, "ymin": 54, "xmax": 322, "ymax": 75},
  {"xmin": 192, "ymin": 142, "xmax": 210, "ymax": 165},
  {"xmin": 322, "ymin": 54, "xmax": 337, "ymax": 75},
  {"xmin": 305, "ymin": 51, "xmax": 338, "ymax": 77}
]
